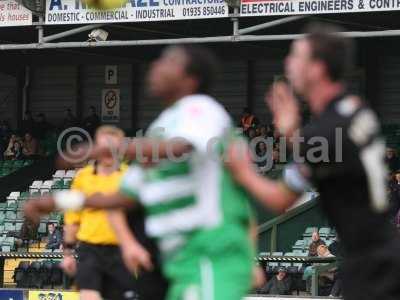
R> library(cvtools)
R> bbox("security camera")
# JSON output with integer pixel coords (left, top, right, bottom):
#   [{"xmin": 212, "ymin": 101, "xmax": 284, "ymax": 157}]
[{"xmin": 88, "ymin": 29, "xmax": 109, "ymax": 42}]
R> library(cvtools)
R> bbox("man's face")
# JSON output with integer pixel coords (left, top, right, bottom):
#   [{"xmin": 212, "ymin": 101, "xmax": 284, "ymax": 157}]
[
  {"xmin": 96, "ymin": 134, "xmax": 120, "ymax": 166},
  {"xmin": 277, "ymin": 271, "xmax": 286, "ymax": 280},
  {"xmin": 25, "ymin": 133, "xmax": 32, "ymax": 141},
  {"xmin": 147, "ymin": 47, "xmax": 190, "ymax": 100},
  {"xmin": 285, "ymin": 39, "xmax": 314, "ymax": 96},
  {"xmin": 387, "ymin": 149, "xmax": 395, "ymax": 158},
  {"xmin": 48, "ymin": 224, "xmax": 54, "ymax": 233},
  {"xmin": 395, "ymin": 173, "xmax": 400, "ymax": 182},
  {"xmin": 312, "ymin": 231, "xmax": 320, "ymax": 241}
]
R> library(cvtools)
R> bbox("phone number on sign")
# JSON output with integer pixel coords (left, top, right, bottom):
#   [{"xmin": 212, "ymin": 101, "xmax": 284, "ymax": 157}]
[{"xmin": 182, "ymin": 5, "xmax": 225, "ymax": 16}]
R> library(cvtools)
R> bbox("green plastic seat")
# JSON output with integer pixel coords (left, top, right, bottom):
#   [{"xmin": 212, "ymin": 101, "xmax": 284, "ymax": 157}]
[
  {"xmin": 16, "ymin": 211, "xmax": 24, "ymax": 219},
  {"xmin": 4, "ymin": 222, "xmax": 15, "ymax": 232},
  {"xmin": 5, "ymin": 211, "xmax": 16, "ymax": 220},
  {"xmin": 38, "ymin": 222, "xmax": 47, "ymax": 235}
]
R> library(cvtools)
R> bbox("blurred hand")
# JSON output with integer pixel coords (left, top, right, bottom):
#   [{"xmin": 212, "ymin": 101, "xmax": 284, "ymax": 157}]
[
  {"xmin": 61, "ymin": 255, "xmax": 77, "ymax": 276},
  {"xmin": 121, "ymin": 241, "xmax": 153, "ymax": 275},
  {"xmin": 266, "ymin": 82, "xmax": 300, "ymax": 137},
  {"xmin": 252, "ymin": 265, "xmax": 266, "ymax": 289}
]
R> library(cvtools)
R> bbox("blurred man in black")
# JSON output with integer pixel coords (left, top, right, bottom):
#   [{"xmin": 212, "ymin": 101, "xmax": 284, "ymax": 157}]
[{"xmin": 227, "ymin": 24, "xmax": 400, "ymax": 300}]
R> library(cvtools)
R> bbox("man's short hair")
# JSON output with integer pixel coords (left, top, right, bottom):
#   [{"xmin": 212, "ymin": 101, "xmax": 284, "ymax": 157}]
[
  {"xmin": 177, "ymin": 44, "xmax": 219, "ymax": 94},
  {"xmin": 304, "ymin": 23, "xmax": 355, "ymax": 82}
]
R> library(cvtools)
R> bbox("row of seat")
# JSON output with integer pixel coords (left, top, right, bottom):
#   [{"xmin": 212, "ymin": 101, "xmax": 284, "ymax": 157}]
[
  {"xmin": 0, "ymin": 160, "xmax": 33, "ymax": 177},
  {"xmin": 0, "ymin": 172, "xmax": 73, "ymax": 251},
  {"xmin": 14, "ymin": 260, "xmax": 63, "ymax": 289}
]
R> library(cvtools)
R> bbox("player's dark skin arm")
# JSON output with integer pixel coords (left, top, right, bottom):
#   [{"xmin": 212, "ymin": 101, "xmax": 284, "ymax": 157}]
[
  {"xmin": 226, "ymin": 144, "xmax": 298, "ymax": 214},
  {"xmin": 56, "ymin": 139, "xmax": 193, "ymax": 169},
  {"xmin": 85, "ymin": 192, "xmax": 134, "ymax": 209},
  {"xmin": 122, "ymin": 138, "xmax": 193, "ymax": 162}
]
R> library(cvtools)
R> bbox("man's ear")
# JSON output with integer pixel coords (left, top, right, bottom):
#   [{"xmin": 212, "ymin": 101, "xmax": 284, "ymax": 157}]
[
  {"xmin": 310, "ymin": 59, "xmax": 328, "ymax": 81},
  {"xmin": 185, "ymin": 76, "xmax": 199, "ymax": 94}
]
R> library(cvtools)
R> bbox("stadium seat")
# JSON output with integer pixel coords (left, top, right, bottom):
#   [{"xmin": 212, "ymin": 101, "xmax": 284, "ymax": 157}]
[
  {"xmin": 5, "ymin": 211, "xmax": 16, "ymax": 220},
  {"xmin": 0, "ymin": 213, "xmax": 5, "ymax": 225},
  {"xmin": 65, "ymin": 170, "xmax": 76, "ymax": 178},
  {"xmin": 7, "ymin": 202, "xmax": 18, "ymax": 211},
  {"xmin": 4, "ymin": 222, "xmax": 15, "ymax": 233},
  {"xmin": 19, "ymin": 192, "xmax": 30, "ymax": 200},
  {"xmin": 40, "ymin": 180, "xmax": 54, "ymax": 194},
  {"xmin": 2, "ymin": 245, "xmax": 11, "ymax": 252},
  {"xmin": 292, "ymin": 239, "xmax": 305, "ymax": 250},
  {"xmin": 38, "ymin": 222, "xmax": 47, "ymax": 236},
  {"xmin": 53, "ymin": 170, "xmax": 66, "ymax": 178},
  {"xmin": 7, "ymin": 192, "xmax": 20, "ymax": 201},
  {"xmin": 287, "ymin": 266, "xmax": 299, "ymax": 274},
  {"xmin": 319, "ymin": 227, "xmax": 331, "ymax": 238},
  {"xmin": 29, "ymin": 181, "xmax": 43, "ymax": 194},
  {"xmin": 293, "ymin": 249, "xmax": 305, "ymax": 255},
  {"xmin": 14, "ymin": 261, "xmax": 30, "ymax": 288},
  {"xmin": 15, "ymin": 222, "xmax": 23, "ymax": 231}
]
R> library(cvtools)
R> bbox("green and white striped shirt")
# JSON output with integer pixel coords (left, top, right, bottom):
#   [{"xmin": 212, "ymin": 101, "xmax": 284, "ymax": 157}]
[{"xmin": 120, "ymin": 94, "xmax": 252, "ymax": 257}]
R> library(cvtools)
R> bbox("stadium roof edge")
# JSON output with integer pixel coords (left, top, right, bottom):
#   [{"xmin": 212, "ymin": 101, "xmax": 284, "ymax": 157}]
[{"xmin": 1, "ymin": 29, "xmax": 400, "ymax": 50}]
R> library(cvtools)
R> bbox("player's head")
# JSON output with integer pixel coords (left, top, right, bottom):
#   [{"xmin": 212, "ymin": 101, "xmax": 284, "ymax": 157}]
[
  {"xmin": 147, "ymin": 44, "xmax": 219, "ymax": 102},
  {"xmin": 94, "ymin": 125, "xmax": 125, "ymax": 166},
  {"xmin": 285, "ymin": 23, "xmax": 354, "ymax": 96}
]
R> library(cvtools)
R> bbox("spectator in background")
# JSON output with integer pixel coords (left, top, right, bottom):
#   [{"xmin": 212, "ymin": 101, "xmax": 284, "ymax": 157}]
[
  {"xmin": 259, "ymin": 267, "xmax": 292, "ymax": 295},
  {"xmin": 0, "ymin": 121, "xmax": 11, "ymax": 160},
  {"xmin": 247, "ymin": 127, "xmax": 258, "ymax": 141},
  {"xmin": 35, "ymin": 113, "xmax": 53, "ymax": 140},
  {"xmin": 46, "ymin": 223, "xmax": 62, "ymax": 251},
  {"xmin": 308, "ymin": 231, "xmax": 326, "ymax": 257},
  {"xmin": 61, "ymin": 108, "xmax": 78, "ymax": 130},
  {"xmin": 3, "ymin": 134, "xmax": 15, "ymax": 159},
  {"xmin": 316, "ymin": 245, "xmax": 336, "ymax": 296},
  {"xmin": 21, "ymin": 111, "xmax": 35, "ymax": 135},
  {"xmin": 388, "ymin": 171, "xmax": 400, "ymax": 220},
  {"xmin": 328, "ymin": 235, "xmax": 343, "ymax": 298},
  {"xmin": 83, "ymin": 106, "xmax": 100, "ymax": 137},
  {"xmin": 22, "ymin": 133, "xmax": 38, "ymax": 159},
  {"xmin": 266, "ymin": 124, "xmax": 275, "ymax": 139},
  {"xmin": 12, "ymin": 140, "xmax": 23, "ymax": 160},
  {"xmin": 256, "ymin": 141, "xmax": 270, "ymax": 173},
  {"xmin": 4, "ymin": 135, "xmax": 23, "ymax": 160},
  {"xmin": 16, "ymin": 219, "xmax": 38, "ymax": 250},
  {"xmin": 240, "ymin": 107, "xmax": 258, "ymax": 132},
  {"xmin": 386, "ymin": 148, "xmax": 400, "ymax": 173},
  {"xmin": 0, "ymin": 121, "xmax": 12, "ymax": 141}
]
